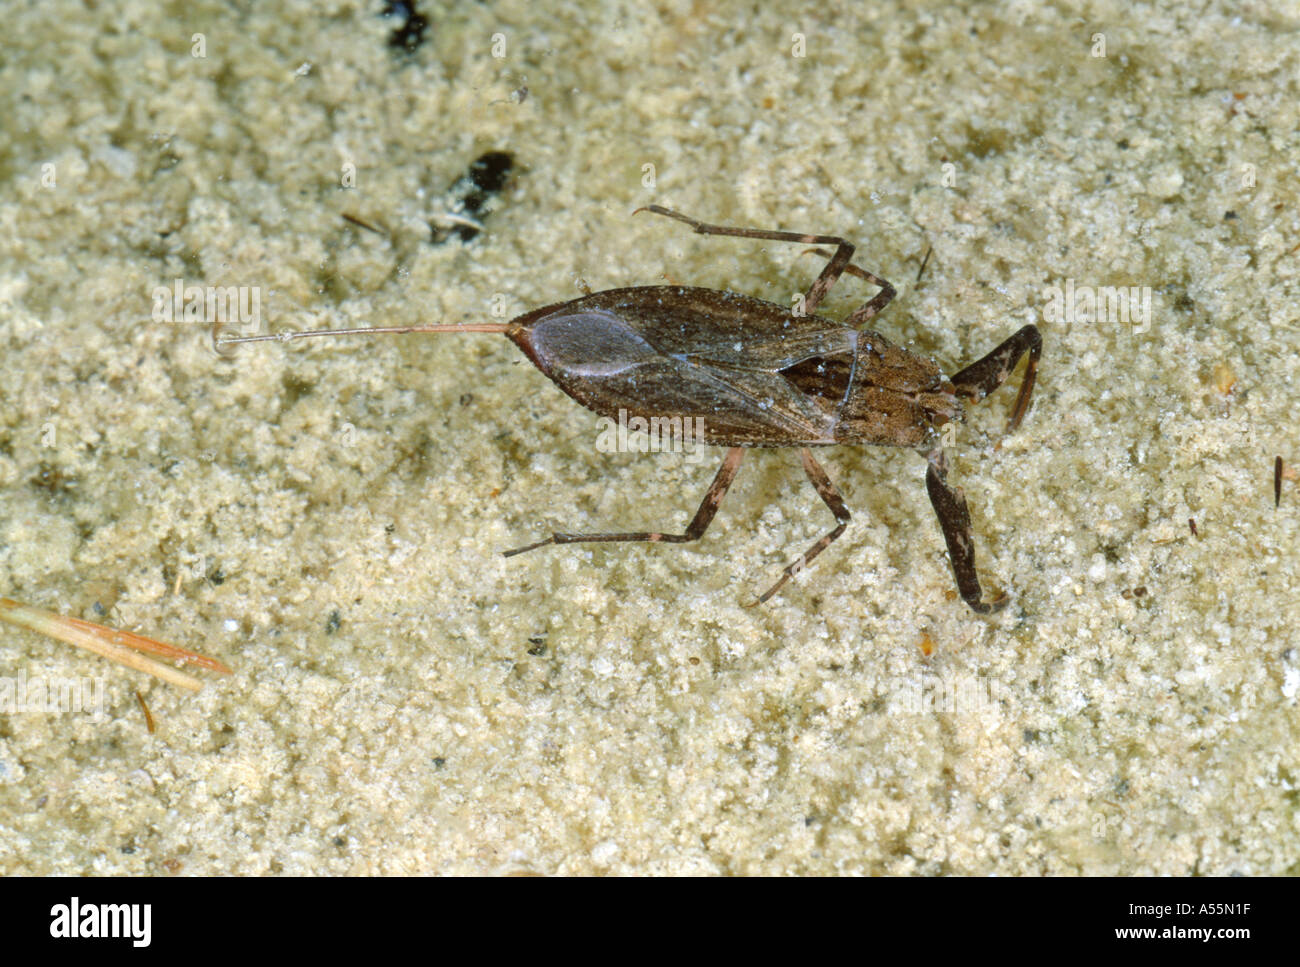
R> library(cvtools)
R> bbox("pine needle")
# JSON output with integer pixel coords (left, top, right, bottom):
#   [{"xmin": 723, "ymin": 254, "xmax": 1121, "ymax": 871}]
[{"xmin": 0, "ymin": 597, "xmax": 232, "ymax": 691}]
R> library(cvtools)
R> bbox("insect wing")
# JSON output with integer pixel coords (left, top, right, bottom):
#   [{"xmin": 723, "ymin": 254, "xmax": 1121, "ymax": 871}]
[{"xmin": 516, "ymin": 292, "xmax": 853, "ymax": 444}]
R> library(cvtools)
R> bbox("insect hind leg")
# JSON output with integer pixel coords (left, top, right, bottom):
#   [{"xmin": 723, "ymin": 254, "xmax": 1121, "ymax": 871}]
[
  {"xmin": 751, "ymin": 449, "xmax": 852, "ymax": 605},
  {"xmin": 503, "ymin": 447, "xmax": 744, "ymax": 556}
]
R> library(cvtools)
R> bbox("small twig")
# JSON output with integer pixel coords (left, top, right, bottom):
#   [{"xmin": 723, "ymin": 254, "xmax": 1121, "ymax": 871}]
[
  {"xmin": 342, "ymin": 212, "xmax": 387, "ymax": 236},
  {"xmin": 916, "ymin": 245, "xmax": 933, "ymax": 284},
  {"xmin": 136, "ymin": 691, "xmax": 156, "ymax": 733}
]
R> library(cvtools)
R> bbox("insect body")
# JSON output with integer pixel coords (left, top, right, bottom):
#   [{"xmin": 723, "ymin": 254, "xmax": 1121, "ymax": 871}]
[
  {"xmin": 219, "ymin": 206, "xmax": 1041, "ymax": 613},
  {"xmin": 509, "ymin": 286, "xmax": 960, "ymax": 450}
]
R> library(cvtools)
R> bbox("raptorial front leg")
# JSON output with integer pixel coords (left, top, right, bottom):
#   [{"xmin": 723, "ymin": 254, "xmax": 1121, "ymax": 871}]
[
  {"xmin": 924, "ymin": 448, "xmax": 1008, "ymax": 614},
  {"xmin": 752, "ymin": 448, "xmax": 853, "ymax": 605},
  {"xmin": 949, "ymin": 324, "xmax": 1043, "ymax": 434},
  {"xmin": 503, "ymin": 447, "xmax": 744, "ymax": 556},
  {"xmin": 634, "ymin": 205, "xmax": 894, "ymax": 320}
]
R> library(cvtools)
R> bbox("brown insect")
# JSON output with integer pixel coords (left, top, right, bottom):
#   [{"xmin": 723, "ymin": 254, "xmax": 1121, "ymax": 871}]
[{"xmin": 218, "ymin": 206, "xmax": 1041, "ymax": 613}]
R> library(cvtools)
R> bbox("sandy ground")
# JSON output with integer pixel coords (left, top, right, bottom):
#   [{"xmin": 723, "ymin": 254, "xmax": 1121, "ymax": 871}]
[{"xmin": 1, "ymin": 0, "xmax": 1298, "ymax": 875}]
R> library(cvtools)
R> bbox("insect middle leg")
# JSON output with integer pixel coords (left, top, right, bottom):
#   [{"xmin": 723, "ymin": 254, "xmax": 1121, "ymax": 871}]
[
  {"xmin": 635, "ymin": 206, "xmax": 895, "ymax": 320},
  {"xmin": 503, "ymin": 447, "xmax": 744, "ymax": 557},
  {"xmin": 752, "ymin": 448, "xmax": 852, "ymax": 605},
  {"xmin": 950, "ymin": 325, "xmax": 1043, "ymax": 434},
  {"xmin": 797, "ymin": 249, "xmax": 897, "ymax": 326},
  {"xmin": 923, "ymin": 447, "xmax": 1007, "ymax": 614}
]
